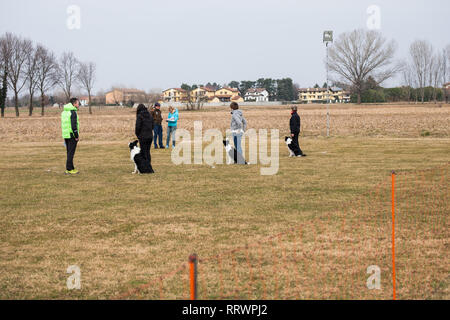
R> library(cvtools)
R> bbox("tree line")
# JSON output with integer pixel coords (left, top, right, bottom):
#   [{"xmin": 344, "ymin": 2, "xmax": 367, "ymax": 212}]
[
  {"xmin": 0, "ymin": 32, "xmax": 96, "ymax": 117},
  {"xmin": 330, "ymin": 76, "xmax": 447, "ymax": 104},
  {"xmin": 2, "ymin": 29, "xmax": 449, "ymax": 116},
  {"xmin": 182, "ymin": 30, "xmax": 450, "ymax": 105},
  {"xmin": 327, "ymin": 29, "xmax": 450, "ymax": 104}
]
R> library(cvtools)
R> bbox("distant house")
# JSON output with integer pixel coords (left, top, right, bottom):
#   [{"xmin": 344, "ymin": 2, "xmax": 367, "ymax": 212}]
[
  {"xmin": 79, "ymin": 95, "xmax": 102, "ymax": 106},
  {"xmin": 211, "ymin": 87, "xmax": 243, "ymax": 102},
  {"xmin": 163, "ymin": 88, "xmax": 189, "ymax": 103},
  {"xmin": 105, "ymin": 88, "xmax": 147, "ymax": 105},
  {"xmin": 79, "ymin": 96, "xmax": 90, "ymax": 106},
  {"xmin": 244, "ymin": 88, "xmax": 269, "ymax": 102},
  {"xmin": 230, "ymin": 95, "xmax": 244, "ymax": 103},
  {"xmin": 298, "ymin": 87, "xmax": 350, "ymax": 103},
  {"xmin": 191, "ymin": 87, "xmax": 216, "ymax": 102},
  {"xmin": 161, "ymin": 86, "xmax": 244, "ymax": 103},
  {"xmin": 444, "ymin": 82, "xmax": 450, "ymax": 103}
]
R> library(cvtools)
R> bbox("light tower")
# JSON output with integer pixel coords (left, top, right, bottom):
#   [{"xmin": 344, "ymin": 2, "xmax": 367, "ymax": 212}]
[{"xmin": 323, "ymin": 30, "xmax": 333, "ymax": 137}]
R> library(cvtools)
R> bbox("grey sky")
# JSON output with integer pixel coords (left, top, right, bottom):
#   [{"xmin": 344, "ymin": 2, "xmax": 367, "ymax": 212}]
[{"xmin": 1, "ymin": 0, "xmax": 449, "ymax": 93}]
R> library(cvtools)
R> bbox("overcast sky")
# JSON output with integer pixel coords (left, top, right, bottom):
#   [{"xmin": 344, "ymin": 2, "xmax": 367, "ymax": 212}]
[{"xmin": 1, "ymin": 0, "xmax": 449, "ymax": 93}]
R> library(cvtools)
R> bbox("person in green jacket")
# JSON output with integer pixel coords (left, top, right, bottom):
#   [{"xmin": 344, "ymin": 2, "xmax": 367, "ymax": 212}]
[{"xmin": 61, "ymin": 97, "xmax": 80, "ymax": 174}]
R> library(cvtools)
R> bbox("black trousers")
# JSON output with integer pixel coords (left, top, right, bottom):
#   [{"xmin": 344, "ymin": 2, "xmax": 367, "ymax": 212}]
[
  {"xmin": 139, "ymin": 139, "xmax": 152, "ymax": 164},
  {"xmin": 64, "ymin": 138, "xmax": 78, "ymax": 171},
  {"xmin": 291, "ymin": 132, "xmax": 304, "ymax": 156}
]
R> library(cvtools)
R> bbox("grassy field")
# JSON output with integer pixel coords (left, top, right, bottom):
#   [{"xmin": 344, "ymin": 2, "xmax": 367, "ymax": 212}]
[{"xmin": 0, "ymin": 103, "xmax": 448, "ymax": 299}]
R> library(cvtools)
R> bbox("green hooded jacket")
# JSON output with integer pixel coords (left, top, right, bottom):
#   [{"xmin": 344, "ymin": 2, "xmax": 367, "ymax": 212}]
[{"xmin": 61, "ymin": 103, "xmax": 79, "ymax": 139}]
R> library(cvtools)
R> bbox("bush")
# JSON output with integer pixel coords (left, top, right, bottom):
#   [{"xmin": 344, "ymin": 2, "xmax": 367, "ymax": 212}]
[{"xmin": 420, "ymin": 130, "xmax": 431, "ymax": 137}]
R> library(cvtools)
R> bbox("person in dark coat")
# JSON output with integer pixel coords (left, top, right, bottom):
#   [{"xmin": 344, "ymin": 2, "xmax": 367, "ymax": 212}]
[
  {"xmin": 152, "ymin": 102, "xmax": 164, "ymax": 149},
  {"xmin": 289, "ymin": 106, "xmax": 306, "ymax": 157},
  {"xmin": 135, "ymin": 104, "xmax": 154, "ymax": 164}
]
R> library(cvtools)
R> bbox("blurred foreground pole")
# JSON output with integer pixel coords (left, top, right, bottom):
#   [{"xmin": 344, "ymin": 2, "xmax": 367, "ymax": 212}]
[
  {"xmin": 189, "ymin": 253, "xmax": 198, "ymax": 300},
  {"xmin": 391, "ymin": 171, "xmax": 396, "ymax": 300}
]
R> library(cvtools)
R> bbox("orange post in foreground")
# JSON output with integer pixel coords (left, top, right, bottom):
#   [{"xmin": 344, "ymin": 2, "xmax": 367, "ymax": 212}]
[
  {"xmin": 391, "ymin": 171, "xmax": 396, "ymax": 300},
  {"xmin": 189, "ymin": 254, "xmax": 198, "ymax": 300}
]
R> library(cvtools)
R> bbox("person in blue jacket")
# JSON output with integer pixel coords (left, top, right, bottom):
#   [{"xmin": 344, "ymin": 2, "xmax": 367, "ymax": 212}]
[{"xmin": 165, "ymin": 106, "xmax": 179, "ymax": 148}]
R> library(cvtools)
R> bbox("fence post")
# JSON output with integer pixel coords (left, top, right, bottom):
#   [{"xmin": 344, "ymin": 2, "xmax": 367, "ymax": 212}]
[
  {"xmin": 189, "ymin": 254, "xmax": 198, "ymax": 300},
  {"xmin": 391, "ymin": 171, "xmax": 396, "ymax": 300}
]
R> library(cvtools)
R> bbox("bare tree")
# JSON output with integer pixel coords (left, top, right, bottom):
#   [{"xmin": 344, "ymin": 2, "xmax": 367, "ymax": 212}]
[
  {"xmin": 25, "ymin": 43, "xmax": 40, "ymax": 116},
  {"xmin": 409, "ymin": 40, "xmax": 434, "ymax": 103},
  {"xmin": 6, "ymin": 34, "xmax": 32, "ymax": 117},
  {"xmin": 56, "ymin": 52, "xmax": 79, "ymax": 101},
  {"xmin": 36, "ymin": 45, "xmax": 57, "ymax": 116},
  {"xmin": 445, "ymin": 44, "xmax": 450, "ymax": 76},
  {"xmin": 77, "ymin": 61, "xmax": 96, "ymax": 114},
  {"xmin": 444, "ymin": 45, "xmax": 450, "ymax": 103},
  {"xmin": 185, "ymin": 88, "xmax": 207, "ymax": 110},
  {"xmin": 442, "ymin": 45, "xmax": 449, "ymax": 86},
  {"xmin": 95, "ymin": 89, "xmax": 106, "ymax": 105},
  {"xmin": 109, "ymin": 86, "xmax": 122, "ymax": 105},
  {"xmin": 401, "ymin": 63, "xmax": 414, "ymax": 103},
  {"xmin": 430, "ymin": 53, "xmax": 444, "ymax": 103},
  {"xmin": 53, "ymin": 90, "xmax": 67, "ymax": 105},
  {"xmin": 108, "ymin": 85, "xmax": 129, "ymax": 105},
  {"xmin": 147, "ymin": 88, "xmax": 162, "ymax": 105},
  {"xmin": 0, "ymin": 33, "xmax": 13, "ymax": 118},
  {"xmin": 327, "ymin": 29, "xmax": 399, "ymax": 104}
]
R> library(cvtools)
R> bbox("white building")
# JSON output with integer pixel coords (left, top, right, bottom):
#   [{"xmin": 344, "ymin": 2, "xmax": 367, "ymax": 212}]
[
  {"xmin": 244, "ymin": 88, "xmax": 269, "ymax": 102},
  {"xmin": 79, "ymin": 95, "xmax": 100, "ymax": 106}
]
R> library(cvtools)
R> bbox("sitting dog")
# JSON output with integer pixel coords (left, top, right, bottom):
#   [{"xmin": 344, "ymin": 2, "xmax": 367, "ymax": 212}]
[
  {"xmin": 284, "ymin": 136, "xmax": 296, "ymax": 157},
  {"xmin": 129, "ymin": 140, "xmax": 154, "ymax": 174},
  {"xmin": 285, "ymin": 136, "xmax": 306, "ymax": 157},
  {"xmin": 223, "ymin": 139, "xmax": 248, "ymax": 165}
]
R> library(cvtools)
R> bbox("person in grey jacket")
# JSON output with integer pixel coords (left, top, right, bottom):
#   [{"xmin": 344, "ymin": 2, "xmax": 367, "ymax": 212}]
[{"xmin": 230, "ymin": 102, "xmax": 247, "ymax": 156}]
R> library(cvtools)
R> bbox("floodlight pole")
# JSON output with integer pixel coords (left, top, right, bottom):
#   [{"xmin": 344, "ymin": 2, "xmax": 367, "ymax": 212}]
[
  {"xmin": 323, "ymin": 30, "xmax": 333, "ymax": 137},
  {"xmin": 326, "ymin": 42, "xmax": 330, "ymax": 137}
]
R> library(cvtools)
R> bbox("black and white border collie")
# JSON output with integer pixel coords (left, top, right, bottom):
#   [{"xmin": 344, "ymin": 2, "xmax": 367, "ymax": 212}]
[
  {"xmin": 223, "ymin": 139, "xmax": 248, "ymax": 165},
  {"xmin": 284, "ymin": 136, "xmax": 296, "ymax": 157},
  {"xmin": 129, "ymin": 140, "xmax": 154, "ymax": 174},
  {"xmin": 285, "ymin": 136, "xmax": 306, "ymax": 157}
]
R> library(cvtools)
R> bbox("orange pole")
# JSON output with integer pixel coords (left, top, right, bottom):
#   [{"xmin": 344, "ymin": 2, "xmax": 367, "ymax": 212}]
[
  {"xmin": 189, "ymin": 254, "xmax": 198, "ymax": 300},
  {"xmin": 391, "ymin": 171, "xmax": 396, "ymax": 300}
]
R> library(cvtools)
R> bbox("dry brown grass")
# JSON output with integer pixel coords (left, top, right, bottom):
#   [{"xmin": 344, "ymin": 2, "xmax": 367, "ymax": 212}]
[
  {"xmin": 1, "ymin": 103, "xmax": 449, "ymax": 143},
  {"xmin": 0, "ymin": 103, "xmax": 448, "ymax": 299}
]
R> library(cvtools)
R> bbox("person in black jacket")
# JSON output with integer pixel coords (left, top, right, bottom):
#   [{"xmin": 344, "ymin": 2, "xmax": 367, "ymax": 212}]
[
  {"xmin": 135, "ymin": 104, "xmax": 154, "ymax": 165},
  {"xmin": 289, "ymin": 106, "xmax": 306, "ymax": 157}
]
